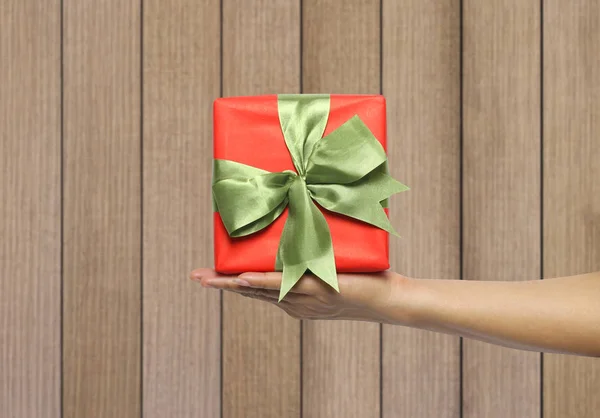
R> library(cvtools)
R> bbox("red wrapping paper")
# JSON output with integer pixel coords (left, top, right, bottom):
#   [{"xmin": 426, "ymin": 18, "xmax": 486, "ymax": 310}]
[{"xmin": 213, "ymin": 94, "xmax": 389, "ymax": 274}]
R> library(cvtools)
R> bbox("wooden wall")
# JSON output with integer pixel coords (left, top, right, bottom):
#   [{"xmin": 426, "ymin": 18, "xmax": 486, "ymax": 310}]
[{"xmin": 1, "ymin": 1, "xmax": 599, "ymax": 417}]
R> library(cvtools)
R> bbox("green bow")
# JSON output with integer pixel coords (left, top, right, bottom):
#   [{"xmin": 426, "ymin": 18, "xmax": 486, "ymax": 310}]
[{"xmin": 212, "ymin": 94, "xmax": 408, "ymax": 301}]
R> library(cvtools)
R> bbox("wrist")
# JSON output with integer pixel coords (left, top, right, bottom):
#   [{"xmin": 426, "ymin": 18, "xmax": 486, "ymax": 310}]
[{"xmin": 371, "ymin": 272, "xmax": 432, "ymax": 326}]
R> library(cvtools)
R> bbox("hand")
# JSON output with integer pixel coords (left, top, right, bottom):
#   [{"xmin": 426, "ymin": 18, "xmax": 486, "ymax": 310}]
[
  {"xmin": 190, "ymin": 268, "xmax": 409, "ymax": 323},
  {"xmin": 192, "ymin": 269, "xmax": 600, "ymax": 356}
]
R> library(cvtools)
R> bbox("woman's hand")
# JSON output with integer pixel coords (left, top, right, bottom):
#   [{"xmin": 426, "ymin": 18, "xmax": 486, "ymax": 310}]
[
  {"xmin": 190, "ymin": 268, "xmax": 412, "ymax": 324},
  {"xmin": 190, "ymin": 268, "xmax": 600, "ymax": 357}
]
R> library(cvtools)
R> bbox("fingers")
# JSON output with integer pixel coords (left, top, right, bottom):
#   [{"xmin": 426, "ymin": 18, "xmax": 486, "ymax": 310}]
[
  {"xmin": 237, "ymin": 271, "xmax": 331, "ymax": 295},
  {"xmin": 189, "ymin": 268, "xmax": 234, "ymax": 288},
  {"xmin": 190, "ymin": 268, "xmax": 358, "ymax": 297},
  {"xmin": 231, "ymin": 287, "xmax": 281, "ymax": 300},
  {"xmin": 189, "ymin": 269, "xmax": 283, "ymax": 299},
  {"xmin": 190, "ymin": 268, "xmax": 221, "ymax": 280},
  {"xmin": 189, "ymin": 268, "xmax": 343, "ymax": 320},
  {"xmin": 189, "ymin": 269, "xmax": 312, "ymax": 301}
]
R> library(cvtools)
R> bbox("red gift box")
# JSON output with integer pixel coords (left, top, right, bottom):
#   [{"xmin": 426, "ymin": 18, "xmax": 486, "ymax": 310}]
[{"xmin": 213, "ymin": 94, "xmax": 390, "ymax": 274}]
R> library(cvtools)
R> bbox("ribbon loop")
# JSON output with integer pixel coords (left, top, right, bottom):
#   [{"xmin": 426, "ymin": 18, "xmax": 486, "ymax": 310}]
[
  {"xmin": 213, "ymin": 160, "xmax": 295, "ymax": 238},
  {"xmin": 305, "ymin": 115, "xmax": 387, "ymax": 184}
]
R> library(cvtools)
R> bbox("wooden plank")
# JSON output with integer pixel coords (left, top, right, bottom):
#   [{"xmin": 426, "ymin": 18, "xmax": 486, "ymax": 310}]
[
  {"xmin": 0, "ymin": 1, "xmax": 61, "ymax": 417},
  {"xmin": 543, "ymin": 2, "xmax": 600, "ymax": 417},
  {"xmin": 462, "ymin": 1, "xmax": 541, "ymax": 417},
  {"xmin": 62, "ymin": 1, "xmax": 141, "ymax": 417},
  {"xmin": 302, "ymin": 1, "xmax": 381, "ymax": 416},
  {"xmin": 221, "ymin": 1, "xmax": 301, "ymax": 417},
  {"xmin": 381, "ymin": 1, "xmax": 461, "ymax": 417},
  {"xmin": 142, "ymin": 1, "xmax": 221, "ymax": 417}
]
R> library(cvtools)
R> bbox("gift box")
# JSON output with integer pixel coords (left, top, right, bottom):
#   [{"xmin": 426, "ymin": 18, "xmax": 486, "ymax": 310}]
[{"xmin": 212, "ymin": 94, "xmax": 408, "ymax": 300}]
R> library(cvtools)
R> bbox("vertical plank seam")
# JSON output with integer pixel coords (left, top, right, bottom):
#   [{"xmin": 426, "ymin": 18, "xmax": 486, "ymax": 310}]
[
  {"xmin": 140, "ymin": 0, "xmax": 145, "ymax": 416},
  {"xmin": 219, "ymin": 1, "xmax": 224, "ymax": 417},
  {"xmin": 300, "ymin": 0, "xmax": 303, "ymax": 94},
  {"xmin": 539, "ymin": 0, "xmax": 544, "ymax": 417},
  {"xmin": 459, "ymin": 0, "xmax": 464, "ymax": 416},
  {"xmin": 60, "ymin": 0, "xmax": 65, "ymax": 416},
  {"xmin": 379, "ymin": 1, "xmax": 383, "ymax": 417},
  {"xmin": 299, "ymin": 0, "xmax": 304, "ymax": 417}
]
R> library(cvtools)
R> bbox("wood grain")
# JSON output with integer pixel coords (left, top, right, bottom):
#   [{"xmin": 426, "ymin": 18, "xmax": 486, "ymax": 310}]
[
  {"xmin": 543, "ymin": 2, "xmax": 600, "ymax": 417},
  {"xmin": 142, "ymin": 1, "xmax": 221, "ymax": 417},
  {"xmin": 221, "ymin": 1, "xmax": 301, "ymax": 417},
  {"xmin": 382, "ymin": 1, "xmax": 461, "ymax": 417},
  {"xmin": 62, "ymin": 1, "xmax": 141, "ymax": 417},
  {"xmin": 0, "ymin": 1, "xmax": 61, "ymax": 417},
  {"xmin": 302, "ymin": 1, "xmax": 381, "ymax": 416},
  {"xmin": 462, "ymin": 1, "xmax": 541, "ymax": 417}
]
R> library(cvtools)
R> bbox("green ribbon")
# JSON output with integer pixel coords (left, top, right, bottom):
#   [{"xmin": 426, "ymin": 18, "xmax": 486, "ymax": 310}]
[{"xmin": 213, "ymin": 94, "xmax": 409, "ymax": 301}]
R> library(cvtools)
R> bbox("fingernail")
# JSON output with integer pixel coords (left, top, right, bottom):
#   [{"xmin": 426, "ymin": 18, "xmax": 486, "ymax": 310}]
[{"xmin": 233, "ymin": 279, "xmax": 251, "ymax": 287}]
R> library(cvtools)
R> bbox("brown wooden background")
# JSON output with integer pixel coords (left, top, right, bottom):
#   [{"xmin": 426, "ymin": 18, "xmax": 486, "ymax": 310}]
[{"xmin": 1, "ymin": 0, "xmax": 599, "ymax": 417}]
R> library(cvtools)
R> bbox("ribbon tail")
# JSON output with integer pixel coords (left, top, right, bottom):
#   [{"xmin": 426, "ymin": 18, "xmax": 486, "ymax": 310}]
[
  {"xmin": 279, "ymin": 255, "xmax": 339, "ymax": 302},
  {"xmin": 275, "ymin": 177, "xmax": 339, "ymax": 301},
  {"xmin": 280, "ymin": 264, "xmax": 308, "ymax": 302},
  {"xmin": 306, "ymin": 257, "xmax": 339, "ymax": 293}
]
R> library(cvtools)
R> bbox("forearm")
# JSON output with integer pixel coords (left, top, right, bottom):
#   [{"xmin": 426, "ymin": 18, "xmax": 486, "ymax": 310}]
[{"xmin": 383, "ymin": 272, "xmax": 600, "ymax": 357}]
